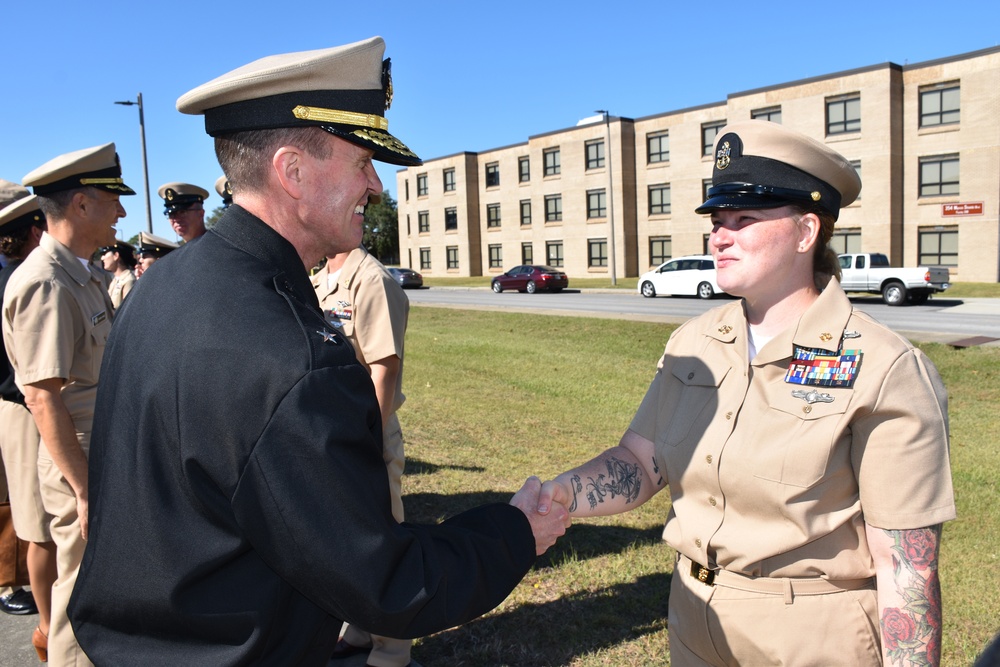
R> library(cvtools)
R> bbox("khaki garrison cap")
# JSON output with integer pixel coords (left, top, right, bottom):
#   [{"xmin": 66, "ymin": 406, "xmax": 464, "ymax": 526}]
[
  {"xmin": 0, "ymin": 194, "xmax": 45, "ymax": 234},
  {"xmin": 0, "ymin": 179, "xmax": 29, "ymax": 209},
  {"xmin": 696, "ymin": 121, "xmax": 861, "ymax": 220},
  {"xmin": 23, "ymin": 143, "xmax": 136, "ymax": 197},
  {"xmin": 136, "ymin": 231, "xmax": 180, "ymax": 259},
  {"xmin": 158, "ymin": 182, "xmax": 209, "ymax": 214},
  {"xmin": 176, "ymin": 36, "xmax": 421, "ymax": 167},
  {"xmin": 214, "ymin": 175, "xmax": 233, "ymax": 207}
]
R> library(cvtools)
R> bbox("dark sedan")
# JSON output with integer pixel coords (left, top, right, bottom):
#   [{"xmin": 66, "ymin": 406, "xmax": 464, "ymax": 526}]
[
  {"xmin": 387, "ymin": 267, "xmax": 423, "ymax": 289},
  {"xmin": 491, "ymin": 265, "xmax": 568, "ymax": 293}
]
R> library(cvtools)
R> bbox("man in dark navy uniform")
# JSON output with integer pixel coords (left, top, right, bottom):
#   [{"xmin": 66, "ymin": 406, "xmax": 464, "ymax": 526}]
[{"xmin": 69, "ymin": 36, "xmax": 568, "ymax": 666}]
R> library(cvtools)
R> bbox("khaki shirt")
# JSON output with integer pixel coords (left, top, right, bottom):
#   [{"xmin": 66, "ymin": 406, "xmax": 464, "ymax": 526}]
[
  {"xmin": 2, "ymin": 232, "xmax": 114, "ymax": 433},
  {"xmin": 108, "ymin": 270, "xmax": 136, "ymax": 309},
  {"xmin": 311, "ymin": 248, "xmax": 409, "ymax": 414},
  {"xmin": 630, "ymin": 279, "xmax": 955, "ymax": 580}
]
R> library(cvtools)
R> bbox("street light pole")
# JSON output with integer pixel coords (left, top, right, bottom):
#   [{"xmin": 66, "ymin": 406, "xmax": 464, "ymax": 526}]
[
  {"xmin": 595, "ymin": 110, "xmax": 617, "ymax": 285},
  {"xmin": 114, "ymin": 93, "xmax": 153, "ymax": 234}
]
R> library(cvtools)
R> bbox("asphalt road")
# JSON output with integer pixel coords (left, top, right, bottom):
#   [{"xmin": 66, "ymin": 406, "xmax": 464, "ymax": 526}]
[{"xmin": 406, "ymin": 287, "xmax": 1000, "ymax": 345}]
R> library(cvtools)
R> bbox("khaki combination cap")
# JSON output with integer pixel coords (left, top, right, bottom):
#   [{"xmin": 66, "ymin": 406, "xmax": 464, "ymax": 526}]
[
  {"xmin": 696, "ymin": 121, "xmax": 861, "ymax": 220},
  {"xmin": 214, "ymin": 175, "xmax": 232, "ymax": 207},
  {"xmin": 136, "ymin": 231, "xmax": 180, "ymax": 258},
  {"xmin": 0, "ymin": 179, "xmax": 30, "ymax": 209},
  {"xmin": 23, "ymin": 143, "xmax": 136, "ymax": 197},
  {"xmin": 0, "ymin": 194, "xmax": 45, "ymax": 235},
  {"xmin": 157, "ymin": 182, "xmax": 209, "ymax": 214},
  {"xmin": 176, "ymin": 36, "xmax": 421, "ymax": 167}
]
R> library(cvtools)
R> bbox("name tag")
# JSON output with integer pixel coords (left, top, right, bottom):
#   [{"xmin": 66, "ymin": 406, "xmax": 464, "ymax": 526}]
[{"xmin": 92, "ymin": 311, "xmax": 107, "ymax": 327}]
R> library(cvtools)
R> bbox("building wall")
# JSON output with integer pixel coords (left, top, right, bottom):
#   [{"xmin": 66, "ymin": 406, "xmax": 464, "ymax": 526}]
[{"xmin": 396, "ymin": 46, "xmax": 1000, "ymax": 282}]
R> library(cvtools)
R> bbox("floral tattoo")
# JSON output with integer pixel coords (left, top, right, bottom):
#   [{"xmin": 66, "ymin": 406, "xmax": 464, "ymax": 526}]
[
  {"xmin": 881, "ymin": 526, "xmax": 942, "ymax": 666},
  {"xmin": 569, "ymin": 457, "xmax": 642, "ymax": 511}
]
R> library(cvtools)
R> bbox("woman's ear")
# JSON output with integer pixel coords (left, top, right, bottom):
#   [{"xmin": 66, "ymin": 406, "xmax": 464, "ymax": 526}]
[{"xmin": 796, "ymin": 212, "xmax": 821, "ymax": 254}]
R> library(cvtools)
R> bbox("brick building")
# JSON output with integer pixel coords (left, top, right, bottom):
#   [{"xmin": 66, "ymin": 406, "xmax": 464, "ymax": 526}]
[{"xmin": 397, "ymin": 46, "xmax": 1000, "ymax": 282}]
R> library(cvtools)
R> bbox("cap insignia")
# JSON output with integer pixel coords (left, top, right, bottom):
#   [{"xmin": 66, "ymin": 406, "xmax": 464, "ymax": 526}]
[
  {"xmin": 716, "ymin": 141, "xmax": 732, "ymax": 170},
  {"xmin": 165, "ymin": 188, "xmax": 176, "ymax": 201},
  {"xmin": 382, "ymin": 58, "xmax": 393, "ymax": 110}
]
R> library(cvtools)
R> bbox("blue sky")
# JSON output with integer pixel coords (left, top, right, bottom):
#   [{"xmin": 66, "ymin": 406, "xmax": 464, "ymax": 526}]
[{"xmin": 1, "ymin": 0, "xmax": 997, "ymax": 243}]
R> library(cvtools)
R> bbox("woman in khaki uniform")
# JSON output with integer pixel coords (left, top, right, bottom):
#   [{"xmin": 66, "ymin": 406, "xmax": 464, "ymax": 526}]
[
  {"xmin": 100, "ymin": 241, "xmax": 136, "ymax": 308},
  {"xmin": 539, "ymin": 121, "xmax": 955, "ymax": 666}
]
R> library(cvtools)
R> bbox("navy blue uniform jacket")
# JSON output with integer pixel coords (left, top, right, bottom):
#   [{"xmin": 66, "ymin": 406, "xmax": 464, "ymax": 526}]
[{"xmin": 69, "ymin": 206, "xmax": 535, "ymax": 665}]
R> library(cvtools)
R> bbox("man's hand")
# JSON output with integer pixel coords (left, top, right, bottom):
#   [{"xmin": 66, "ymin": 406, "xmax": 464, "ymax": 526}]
[
  {"xmin": 77, "ymin": 494, "xmax": 89, "ymax": 541},
  {"xmin": 510, "ymin": 476, "xmax": 570, "ymax": 555},
  {"xmin": 537, "ymin": 479, "xmax": 573, "ymax": 516}
]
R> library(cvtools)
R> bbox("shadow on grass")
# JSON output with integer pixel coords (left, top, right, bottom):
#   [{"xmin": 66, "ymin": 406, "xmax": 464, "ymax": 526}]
[
  {"xmin": 414, "ymin": 570, "xmax": 672, "ymax": 666},
  {"xmin": 404, "ymin": 457, "xmax": 486, "ymax": 475}
]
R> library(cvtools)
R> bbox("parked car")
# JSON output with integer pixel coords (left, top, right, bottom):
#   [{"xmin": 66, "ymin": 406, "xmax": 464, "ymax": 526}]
[
  {"xmin": 838, "ymin": 253, "xmax": 950, "ymax": 305},
  {"xmin": 491, "ymin": 265, "xmax": 568, "ymax": 293},
  {"xmin": 386, "ymin": 267, "xmax": 423, "ymax": 289},
  {"xmin": 638, "ymin": 255, "xmax": 723, "ymax": 299}
]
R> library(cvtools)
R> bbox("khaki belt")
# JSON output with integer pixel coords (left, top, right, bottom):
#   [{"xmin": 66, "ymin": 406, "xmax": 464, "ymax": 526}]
[{"xmin": 679, "ymin": 553, "xmax": 875, "ymax": 604}]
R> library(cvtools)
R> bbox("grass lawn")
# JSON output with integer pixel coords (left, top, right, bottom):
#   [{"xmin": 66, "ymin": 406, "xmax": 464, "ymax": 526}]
[{"xmin": 398, "ymin": 307, "xmax": 999, "ymax": 666}]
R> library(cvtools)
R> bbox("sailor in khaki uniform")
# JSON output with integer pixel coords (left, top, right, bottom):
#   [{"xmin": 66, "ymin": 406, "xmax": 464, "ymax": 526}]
[
  {"xmin": 215, "ymin": 175, "xmax": 233, "ymax": 209},
  {"xmin": 3, "ymin": 143, "xmax": 133, "ymax": 665},
  {"xmin": 539, "ymin": 121, "xmax": 955, "ymax": 666},
  {"xmin": 99, "ymin": 240, "xmax": 136, "ymax": 308},
  {"xmin": 157, "ymin": 182, "xmax": 209, "ymax": 243},
  {"xmin": 134, "ymin": 231, "xmax": 179, "ymax": 278},
  {"xmin": 312, "ymin": 246, "xmax": 412, "ymax": 667}
]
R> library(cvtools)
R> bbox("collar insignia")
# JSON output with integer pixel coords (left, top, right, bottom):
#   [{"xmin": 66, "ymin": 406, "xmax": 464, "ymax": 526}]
[
  {"xmin": 316, "ymin": 329, "xmax": 340, "ymax": 344},
  {"xmin": 718, "ymin": 324, "xmax": 733, "ymax": 335},
  {"xmin": 820, "ymin": 332, "xmax": 833, "ymax": 342}
]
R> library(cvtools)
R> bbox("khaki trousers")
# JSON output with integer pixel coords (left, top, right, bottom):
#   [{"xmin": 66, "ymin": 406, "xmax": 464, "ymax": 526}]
[
  {"xmin": 0, "ymin": 399, "xmax": 51, "ymax": 542},
  {"xmin": 669, "ymin": 554, "xmax": 882, "ymax": 666},
  {"xmin": 342, "ymin": 415, "xmax": 411, "ymax": 667},
  {"xmin": 39, "ymin": 435, "xmax": 93, "ymax": 667}
]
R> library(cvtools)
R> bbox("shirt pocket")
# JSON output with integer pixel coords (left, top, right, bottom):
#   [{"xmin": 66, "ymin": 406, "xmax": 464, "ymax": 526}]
[
  {"xmin": 658, "ymin": 356, "xmax": 730, "ymax": 448},
  {"xmin": 87, "ymin": 315, "xmax": 112, "ymax": 381},
  {"xmin": 751, "ymin": 388, "xmax": 849, "ymax": 488}
]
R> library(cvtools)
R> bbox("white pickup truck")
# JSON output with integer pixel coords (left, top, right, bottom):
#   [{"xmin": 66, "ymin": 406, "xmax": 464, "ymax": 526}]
[{"xmin": 838, "ymin": 253, "xmax": 951, "ymax": 306}]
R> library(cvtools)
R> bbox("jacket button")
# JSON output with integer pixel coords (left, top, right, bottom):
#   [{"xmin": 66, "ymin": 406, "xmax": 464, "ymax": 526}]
[
  {"xmin": 725, "ymin": 411, "xmax": 733, "ymax": 420},
  {"xmin": 695, "ymin": 538, "xmax": 702, "ymax": 548},
  {"xmin": 709, "ymin": 497, "xmax": 717, "ymax": 506},
  {"xmin": 803, "ymin": 405, "xmax": 813, "ymax": 414},
  {"xmin": 705, "ymin": 454, "xmax": 713, "ymax": 464},
  {"xmin": 687, "ymin": 371, "xmax": 695, "ymax": 380}
]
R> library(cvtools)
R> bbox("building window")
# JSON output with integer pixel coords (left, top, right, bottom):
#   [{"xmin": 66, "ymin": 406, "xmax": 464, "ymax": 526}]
[
  {"xmin": 702, "ymin": 179, "xmax": 713, "ymax": 203},
  {"xmin": 488, "ymin": 244, "xmax": 503, "ymax": 269},
  {"xmin": 519, "ymin": 156, "xmax": 530, "ymax": 183},
  {"xmin": 486, "ymin": 203, "xmax": 501, "ymax": 228},
  {"xmin": 404, "ymin": 179, "xmax": 409, "ymax": 201},
  {"xmin": 588, "ymin": 238, "xmax": 608, "ymax": 268},
  {"xmin": 546, "ymin": 241, "xmax": 564, "ymax": 267},
  {"xmin": 485, "ymin": 162, "xmax": 500, "ymax": 188},
  {"xmin": 544, "ymin": 194, "xmax": 562, "ymax": 222},
  {"xmin": 445, "ymin": 207, "xmax": 458, "ymax": 231},
  {"xmin": 443, "ymin": 168, "xmax": 456, "ymax": 192},
  {"xmin": 919, "ymin": 155, "xmax": 959, "ymax": 197},
  {"xmin": 919, "ymin": 227, "xmax": 958, "ymax": 266},
  {"xmin": 830, "ymin": 228, "xmax": 861, "ymax": 255},
  {"xmin": 752, "ymin": 106, "xmax": 782, "ymax": 123},
  {"xmin": 648, "ymin": 184, "xmax": 671, "ymax": 215},
  {"xmin": 850, "ymin": 160, "xmax": 861, "ymax": 201},
  {"xmin": 920, "ymin": 83, "xmax": 960, "ymax": 127},
  {"xmin": 406, "ymin": 214, "xmax": 410, "ymax": 236},
  {"xmin": 702, "ymin": 121, "xmax": 726, "ymax": 156},
  {"xmin": 544, "ymin": 148, "xmax": 561, "ymax": 176},
  {"xmin": 587, "ymin": 189, "xmax": 606, "ymax": 219},
  {"xmin": 418, "ymin": 211, "xmax": 429, "ymax": 233},
  {"xmin": 521, "ymin": 242, "xmax": 533, "ymax": 264},
  {"xmin": 586, "ymin": 140, "xmax": 605, "ymax": 170},
  {"xmin": 417, "ymin": 173, "xmax": 428, "ymax": 196},
  {"xmin": 703, "ymin": 234, "xmax": 711, "ymax": 255},
  {"xmin": 826, "ymin": 94, "xmax": 861, "ymax": 135},
  {"xmin": 446, "ymin": 246, "xmax": 459, "ymax": 269},
  {"xmin": 419, "ymin": 247, "xmax": 431, "ymax": 270},
  {"xmin": 647, "ymin": 130, "xmax": 669, "ymax": 163},
  {"xmin": 520, "ymin": 200, "xmax": 532, "ymax": 226},
  {"xmin": 649, "ymin": 237, "xmax": 671, "ymax": 266}
]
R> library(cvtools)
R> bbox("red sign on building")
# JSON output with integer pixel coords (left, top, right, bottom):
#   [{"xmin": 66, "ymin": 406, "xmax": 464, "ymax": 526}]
[{"xmin": 942, "ymin": 202, "xmax": 984, "ymax": 217}]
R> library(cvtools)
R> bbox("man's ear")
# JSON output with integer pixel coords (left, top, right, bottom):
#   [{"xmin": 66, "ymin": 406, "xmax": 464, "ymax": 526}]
[
  {"xmin": 71, "ymin": 190, "xmax": 91, "ymax": 218},
  {"xmin": 273, "ymin": 146, "xmax": 304, "ymax": 199}
]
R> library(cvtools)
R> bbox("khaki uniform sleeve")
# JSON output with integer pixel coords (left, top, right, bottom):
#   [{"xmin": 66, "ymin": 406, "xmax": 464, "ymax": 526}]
[
  {"xmin": 352, "ymin": 271, "xmax": 408, "ymax": 366},
  {"xmin": 5, "ymin": 278, "xmax": 77, "ymax": 387}
]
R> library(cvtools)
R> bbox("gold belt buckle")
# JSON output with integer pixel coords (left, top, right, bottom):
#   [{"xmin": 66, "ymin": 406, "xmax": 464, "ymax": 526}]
[{"xmin": 690, "ymin": 560, "xmax": 716, "ymax": 586}]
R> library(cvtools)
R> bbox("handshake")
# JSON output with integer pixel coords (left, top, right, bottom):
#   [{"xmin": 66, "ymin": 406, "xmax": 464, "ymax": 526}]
[{"xmin": 509, "ymin": 476, "xmax": 572, "ymax": 556}]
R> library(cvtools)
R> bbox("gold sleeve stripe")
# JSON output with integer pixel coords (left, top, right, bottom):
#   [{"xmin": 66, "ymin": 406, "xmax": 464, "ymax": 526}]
[{"xmin": 292, "ymin": 105, "xmax": 388, "ymax": 131}]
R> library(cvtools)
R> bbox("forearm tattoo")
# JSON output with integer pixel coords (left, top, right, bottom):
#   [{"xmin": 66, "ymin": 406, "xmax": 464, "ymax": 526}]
[
  {"xmin": 880, "ymin": 526, "xmax": 943, "ymax": 667},
  {"xmin": 570, "ymin": 457, "xmax": 642, "ymax": 511}
]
